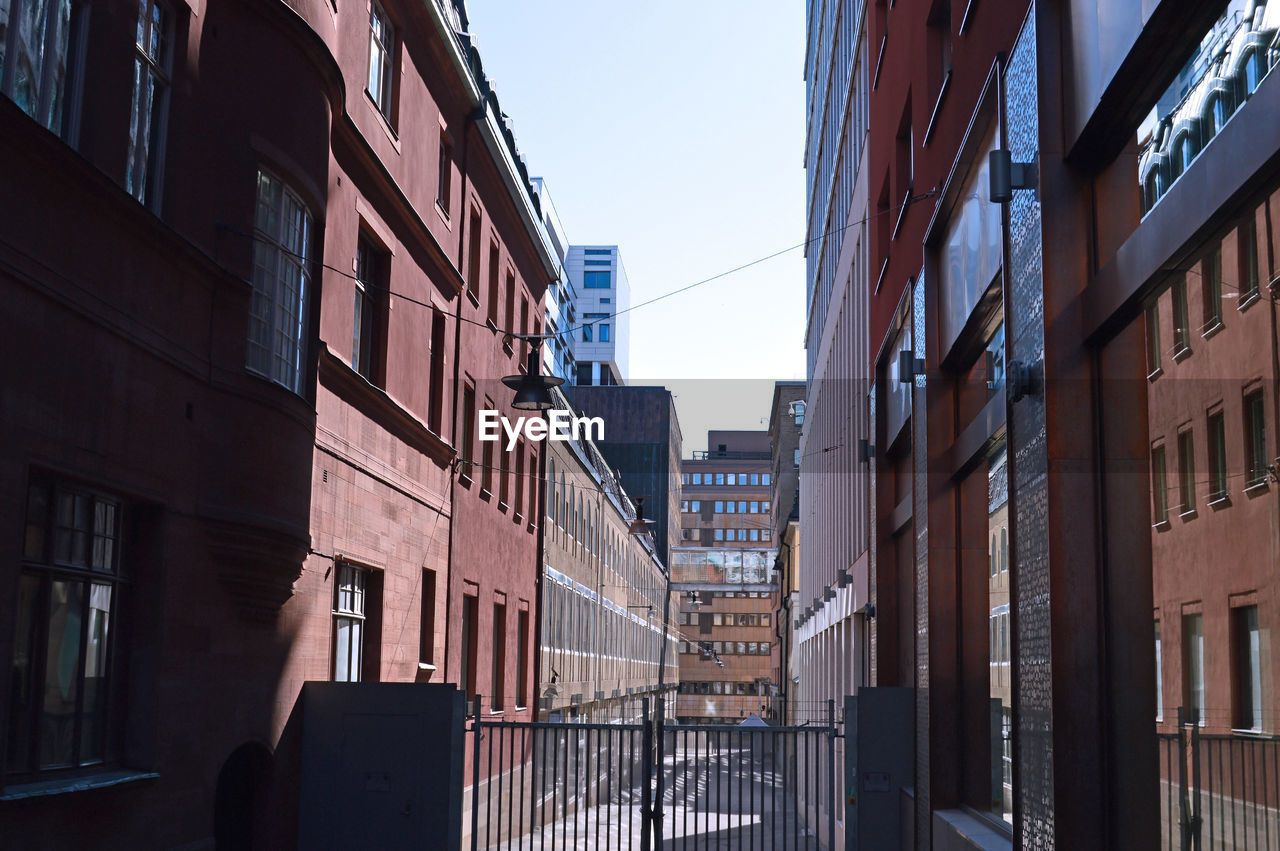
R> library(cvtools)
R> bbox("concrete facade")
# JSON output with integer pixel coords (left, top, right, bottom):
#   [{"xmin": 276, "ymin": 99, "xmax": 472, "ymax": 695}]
[{"xmin": 566, "ymin": 244, "xmax": 630, "ymax": 387}]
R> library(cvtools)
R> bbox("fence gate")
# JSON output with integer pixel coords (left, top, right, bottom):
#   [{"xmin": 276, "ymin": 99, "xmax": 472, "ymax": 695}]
[
  {"xmin": 1158, "ymin": 707, "xmax": 1280, "ymax": 851},
  {"xmin": 466, "ymin": 697, "xmax": 841, "ymax": 850}
]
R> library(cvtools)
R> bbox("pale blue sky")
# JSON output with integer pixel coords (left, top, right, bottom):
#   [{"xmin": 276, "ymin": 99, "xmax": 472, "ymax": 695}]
[{"xmin": 466, "ymin": 1, "xmax": 807, "ymax": 452}]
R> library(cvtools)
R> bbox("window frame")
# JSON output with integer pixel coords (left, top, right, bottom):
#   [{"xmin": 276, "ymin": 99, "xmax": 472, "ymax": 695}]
[
  {"xmin": 8, "ymin": 476, "xmax": 125, "ymax": 778},
  {"xmin": 332, "ymin": 562, "xmax": 368, "ymax": 683},
  {"xmin": 367, "ymin": 0, "xmax": 397, "ymax": 125},
  {"xmin": 126, "ymin": 0, "xmax": 172, "ymax": 209}
]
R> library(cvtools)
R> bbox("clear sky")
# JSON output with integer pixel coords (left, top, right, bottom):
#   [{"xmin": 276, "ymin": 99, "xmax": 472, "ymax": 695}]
[{"xmin": 465, "ymin": 0, "xmax": 807, "ymax": 454}]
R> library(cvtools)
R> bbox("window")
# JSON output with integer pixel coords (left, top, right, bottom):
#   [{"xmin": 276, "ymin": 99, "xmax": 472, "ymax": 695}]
[
  {"xmin": 353, "ymin": 237, "xmax": 386, "ymax": 385},
  {"xmin": 691, "ymin": 501, "xmax": 700, "ymax": 512},
  {"xmin": 714, "ymin": 501, "xmax": 724, "ymax": 513},
  {"xmin": 367, "ymin": 0, "xmax": 395, "ymax": 122},
  {"xmin": 737, "ymin": 501, "xmax": 746, "ymax": 513},
  {"xmin": 491, "ymin": 603, "xmax": 505, "ymax": 711},
  {"xmin": 1233, "ymin": 605, "xmax": 1262, "ymax": 731},
  {"xmin": 1202, "ymin": 247, "xmax": 1222, "ymax": 330},
  {"xmin": 583, "ymin": 271, "xmax": 611, "ymax": 288},
  {"xmin": 466, "ymin": 208, "xmax": 482, "ymax": 296},
  {"xmin": 460, "ymin": 382, "xmax": 476, "ymax": 474},
  {"xmin": 1155, "ymin": 620, "xmax": 1163, "ymax": 722},
  {"xmin": 750, "ymin": 501, "xmax": 759, "ymax": 513},
  {"xmin": 681, "ymin": 500, "xmax": 689, "ymax": 512},
  {"xmin": 714, "ymin": 529, "xmax": 724, "ymax": 541},
  {"xmin": 1183, "ymin": 613, "xmax": 1204, "ymax": 725},
  {"xmin": 460, "ymin": 594, "xmax": 478, "ymax": 709},
  {"xmin": 519, "ymin": 296, "xmax": 530, "ymax": 361},
  {"xmin": 1208, "ymin": 410, "xmax": 1227, "ymax": 501},
  {"xmin": 516, "ymin": 610, "xmax": 529, "ymax": 709},
  {"xmin": 436, "ymin": 131, "xmax": 452, "ymax": 214},
  {"xmin": 692, "ymin": 474, "xmax": 702, "ymax": 485},
  {"xmin": 428, "ymin": 311, "xmax": 447, "ymax": 434},
  {"xmin": 9, "ymin": 478, "xmax": 123, "ymax": 774},
  {"xmin": 1145, "ymin": 303, "xmax": 1161, "ymax": 375},
  {"xmin": 727, "ymin": 474, "xmax": 737, "ymax": 485},
  {"xmin": 750, "ymin": 473, "xmax": 760, "ymax": 485},
  {"xmin": 599, "ymin": 323, "xmax": 610, "ymax": 342},
  {"xmin": 498, "ymin": 443, "xmax": 509, "ymax": 507},
  {"xmin": 481, "ymin": 396, "xmax": 495, "ymax": 493},
  {"xmin": 514, "ymin": 443, "xmax": 525, "ymax": 517},
  {"xmin": 505, "ymin": 273, "xmax": 516, "ymax": 340},
  {"xmin": 1210, "ymin": 95, "xmax": 1228, "ymax": 134},
  {"xmin": 750, "ymin": 529, "xmax": 760, "ymax": 541},
  {"xmin": 1239, "ymin": 221, "xmax": 1259, "ymax": 302},
  {"xmin": 333, "ymin": 563, "xmax": 368, "ymax": 682},
  {"xmin": 127, "ymin": 0, "xmax": 171, "ymax": 208},
  {"xmin": 248, "ymin": 171, "xmax": 312, "ymax": 394},
  {"xmin": 528, "ymin": 450, "xmax": 538, "ymax": 522},
  {"xmin": 763, "ymin": 501, "xmax": 770, "ymax": 512},
  {"xmin": 1171, "ymin": 278, "xmax": 1189, "ymax": 354},
  {"xmin": 582, "ymin": 326, "xmax": 592, "ymax": 343},
  {"xmin": 715, "ymin": 473, "xmax": 725, "ymax": 485},
  {"xmin": 1244, "ymin": 390, "xmax": 1267, "ymax": 487},
  {"xmin": 762, "ymin": 529, "xmax": 771, "ymax": 541},
  {"xmin": 420, "ymin": 569, "xmax": 437, "ymax": 667},
  {"xmin": 726, "ymin": 501, "xmax": 735, "ymax": 514},
  {"xmin": 487, "ymin": 242, "xmax": 500, "ymax": 325},
  {"xmin": 762, "ymin": 474, "xmax": 771, "ymax": 486},
  {"xmin": 1243, "ymin": 50, "xmax": 1263, "ymax": 95},
  {"xmin": 1177, "ymin": 429, "xmax": 1195, "ymax": 513},
  {"xmin": 681, "ymin": 474, "xmax": 690, "ymax": 485},
  {"xmin": 1152, "ymin": 445, "xmax": 1168, "ymax": 523},
  {"xmin": 0, "ymin": 0, "xmax": 83, "ymax": 137}
]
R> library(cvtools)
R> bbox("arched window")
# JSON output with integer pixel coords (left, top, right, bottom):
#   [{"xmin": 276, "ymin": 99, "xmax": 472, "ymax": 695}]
[
  {"xmin": 559, "ymin": 474, "xmax": 566, "ymax": 528},
  {"xmin": 990, "ymin": 535, "xmax": 998, "ymax": 577},
  {"xmin": 1178, "ymin": 134, "xmax": 1195, "ymax": 176},
  {"xmin": 1244, "ymin": 50, "xmax": 1263, "ymax": 95},
  {"xmin": 1144, "ymin": 172, "xmax": 1160, "ymax": 212},
  {"xmin": 1001, "ymin": 528, "xmax": 1008, "ymax": 573},
  {"xmin": 1208, "ymin": 95, "xmax": 1228, "ymax": 135}
]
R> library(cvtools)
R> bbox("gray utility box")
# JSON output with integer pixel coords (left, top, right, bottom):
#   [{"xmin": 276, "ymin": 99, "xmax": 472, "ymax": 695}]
[
  {"xmin": 299, "ymin": 682, "xmax": 465, "ymax": 850},
  {"xmin": 845, "ymin": 688, "xmax": 914, "ymax": 850}
]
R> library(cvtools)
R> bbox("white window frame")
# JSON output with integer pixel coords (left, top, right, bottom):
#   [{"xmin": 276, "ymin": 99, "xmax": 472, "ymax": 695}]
[
  {"xmin": 333, "ymin": 562, "xmax": 368, "ymax": 682},
  {"xmin": 248, "ymin": 170, "xmax": 313, "ymax": 394},
  {"xmin": 367, "ymin": 0, "xmax": 395, "ymax": 122}
]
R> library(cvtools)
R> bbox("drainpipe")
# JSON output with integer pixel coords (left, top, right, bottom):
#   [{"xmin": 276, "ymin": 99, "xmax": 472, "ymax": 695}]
[{"xmin": 1265, "ymin": 203, "xmax": 1280, "ymax": 569}]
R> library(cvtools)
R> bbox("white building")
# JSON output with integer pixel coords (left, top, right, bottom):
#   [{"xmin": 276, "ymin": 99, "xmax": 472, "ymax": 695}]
[
  {"xmin": 566, "ymin": 245, "xmax": 630, "ymax": 386},
  {"xmin": 530, "ymin": 178, "xmax": 576, "ymax": 382}
]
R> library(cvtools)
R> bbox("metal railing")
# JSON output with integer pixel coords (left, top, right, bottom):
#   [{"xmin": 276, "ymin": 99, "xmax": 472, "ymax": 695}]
[{"xmin": 1159, "ymin": 707, "xmax": 1280, "ymax": 851}]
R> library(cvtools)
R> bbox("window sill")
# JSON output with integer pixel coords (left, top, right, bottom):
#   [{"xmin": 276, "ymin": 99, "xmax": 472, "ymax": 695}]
[
  {"xmin": 1152, "ymin": 519, "xmax": 1171, "ymax": 531},
  {"xmin": 1208, "ymin": 494, "xmax": 1231, "ymax": 510},
  {"xmin": 1172, "ymin": 345, "xmax": 1192, "ymax": 363},
  {"xmin": 486, "ymin": 318, "xmax": 499, "ymax": 333},
  {"xmin": 1243, "ymin": 480, "xmax": 1270, "ymax": 496},
  {"xmin": 466, "ymin": 289, "xmax": 480, "ymax": 309},
  {"xmin": 1202, "ymin": 320, "xmax": 1224, "ymax": 340},
  {"xmin": 486, "ymin": 710, "xmax": 504, "ymax": 717},
  {"xmin": 1231, "ymin": 727, "xmax": 1268, "ymax": 738},
  {"xmin": 364, "ymin": 89, "xmax": 401, "ymax": 150},
  {"xmin": 1238, "ymin": 292, "xmax": 1261, "ymax": 313},
  {"xmin": 418, "ymin": 662, "xmax": 437, "ymax": 671},
  {"xmin": 480, "ymin": 488, "xmax": 493, "ymax": 502},
  {"xmin": 498, "ymin": 500, "xmax": 510, "ymax": 513},
  {"xmin": 1, "ymin": 769, "xmax": 160, "ymax": 801},
  {"xmin": 513, "ymin": 512, "xmax": 523, "ymax": 525},
  {"xmin": 458, "ymin": 471, "xmax": 473, "ymax": 488},
  {"xmin": 502, "ymin": 341, "xmax": 515, "ymax": 357},
  {"xmin": 1178, "ymin": 507, "xmax": 1198, "ymax": 521},
  {"xmin": 435, "ymin": 201, "xmax": 451, "ymax": 228},
  {"xmin": 1147, "ymin": 366, "xmax": 1164, "ymax": 382}
]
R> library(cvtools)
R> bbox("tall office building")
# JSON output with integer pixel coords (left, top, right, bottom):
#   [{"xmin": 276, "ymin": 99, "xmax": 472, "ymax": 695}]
[
  {"xmin": 797, "ymin": 9, "xmax": 872, "ymax": 845},
  {"xmin": 674, "ymin": 432, "xmax": 779, "ymax": 723},
  {"xmin": 531, "ymin": 178, "xmax": 577, "ymax": 382},
  {"xmin": 566, "ymin": 244, "xmax": 630, "ymax": 386}
]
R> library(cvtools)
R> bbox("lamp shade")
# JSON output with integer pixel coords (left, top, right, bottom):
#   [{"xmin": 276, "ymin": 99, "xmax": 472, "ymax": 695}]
[{"xmin": 502, "ymin": 350, "xmax": 563, "ymax": 411}]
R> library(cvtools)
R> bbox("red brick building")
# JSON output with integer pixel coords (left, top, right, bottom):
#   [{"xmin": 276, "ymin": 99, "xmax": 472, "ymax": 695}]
[{"xmin": 0, "ymin": 0, "xmax": 555, "ymax": 846}]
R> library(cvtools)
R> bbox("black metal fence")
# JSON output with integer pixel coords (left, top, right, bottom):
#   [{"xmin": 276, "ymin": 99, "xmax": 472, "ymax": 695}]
[
  {"xmin": 466, "ymin": 697, "xmax": 840, "ymax": 850},
  {"xmin": 1159, "ymin": 708, "xmax": 1280, "ymax": 850}
]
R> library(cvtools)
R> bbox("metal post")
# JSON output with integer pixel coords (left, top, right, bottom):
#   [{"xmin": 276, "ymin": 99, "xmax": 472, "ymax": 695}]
[
  {"xmin": 655, "ymin": 696, "xmax": 666, "ymax": 848},
  {"xmin": 641, "ymin": 698, "xmax": 653, "ymax": 851},
  {"xmin": 472, "ymin": 695, "xmax": 482, "ymax": 851},
  {"xmin": 1178, "ymin": 707, "xmax": 1190, "ymax": 851},
  {"xmin": 827, "ymin": 699, "xmax": 837, "ymax": 849}
]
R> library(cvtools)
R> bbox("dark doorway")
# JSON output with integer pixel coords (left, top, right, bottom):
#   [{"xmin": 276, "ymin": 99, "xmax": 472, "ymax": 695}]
[{"xmin": 214, "ymin": 741, "xmax": 273, "ymax": 850}]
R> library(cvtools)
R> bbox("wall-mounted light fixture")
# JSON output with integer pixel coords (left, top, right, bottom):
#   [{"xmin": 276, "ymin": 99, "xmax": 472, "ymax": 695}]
[
  {"xmin": 823, "ymin": 586, "xmax": 836, "ymax": 602},
  {"xmin": 858, "ymin": 439, "xmax": 875, "ymax": 463},
  {"xmin": 988, "ymin": 149, "xmax": 1038, "ymax": 203},
  {"xmin": 1007, "ymin": 358, "xmax": 1042, "ymax": 404},
  {"xmin": 837, "ymin": 568, "xmax": 852, "ymax": 588},
  {"xmin": 898, "ymin": 350, "xmax": 925, "ymax": 383},
  {"xmin": 862, "ymin": 602, "xmax": 877, "ymax": 620}
]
